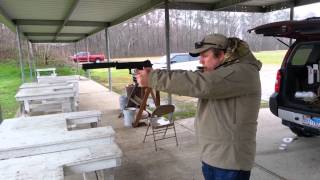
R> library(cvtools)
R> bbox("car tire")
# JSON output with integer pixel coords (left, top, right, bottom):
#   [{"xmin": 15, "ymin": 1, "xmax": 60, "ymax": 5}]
[{"xmin": 289, "ymin": 127, "xmax": 316, "ymax": 137}]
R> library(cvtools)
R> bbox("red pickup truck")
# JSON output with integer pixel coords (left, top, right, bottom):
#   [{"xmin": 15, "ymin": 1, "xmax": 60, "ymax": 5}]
[{"xmin": 70, "ymin": 52, "xmax": 105, "ymax": 63}]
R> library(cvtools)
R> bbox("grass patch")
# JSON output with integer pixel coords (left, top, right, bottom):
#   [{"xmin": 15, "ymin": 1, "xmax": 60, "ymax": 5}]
[
  {"xmin": 260, "ymin": 100, "xmax": 269, "ymax": 108},
  {"xmin": 0, "ymin": 61, "xmax": 28, "ymax": 119},
  {"xmin": 253, "ymin": 50, "xmax": 286, "ymax": 65},
  {"xmin": 90, "ymin": 68, "xmax": 132, "ymax": 94},
  {"xmin": 0, "ymin": 60, "xmax": 77, "ymax": 119},
  {"xmin": 172, "ymin": 100, "xmax": 196, "ymax": 120}
]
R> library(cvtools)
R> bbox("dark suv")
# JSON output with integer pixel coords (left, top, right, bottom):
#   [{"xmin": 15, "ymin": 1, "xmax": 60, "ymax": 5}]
[{"xmin": 250, "ymin": 17, "xmax": 320, "ymax": 137}]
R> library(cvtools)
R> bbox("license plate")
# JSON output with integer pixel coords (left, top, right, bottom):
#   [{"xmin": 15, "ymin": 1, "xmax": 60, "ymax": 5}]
[{"xmin": 302, "ymin": 117, "xmax": 320, "ymax": 129}]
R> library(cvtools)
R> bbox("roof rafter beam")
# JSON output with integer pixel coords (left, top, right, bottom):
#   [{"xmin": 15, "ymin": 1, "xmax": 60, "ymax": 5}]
[
  {"xmin": 25, "ymin": 32, "xmax": 87, "ymax": 37},
  {"xmin": 68, "ymin": 21, "xmax": 110, "ymax": 26},
  {"xmin": 111, "ymin": 0, "xmax": 165, "ymax": 26},
  {"xmin": 14, "ymin": 19, "xmax": 63, "ymax": 26},
  {"xmin": 263, "ymin": 1, "xmax": 295, "ymax": 12},
  {"xmin": 0, "ymin": 4, "xmax": 16, "ymax": 32},
  {"xmin": 54, "ymin": 0, "xmax": 81, "ymax": 41},
  {"xmin": 295, "ymin": 0, "xmax": 320, "ymax": 6},
  {"xmin": 167, "ymin": 2, "xmax": 213, "ymax": 11},
  {"xmin": 217, "ymin": 5, "xmax": 264, "ymax": 12},
  {"xmin": 166, "ymin": 0, "xmax": 254, "ymax": 11},
  {"xmin": 14, "ymin": 19, "xmax": 109, "ymax": 27},
  {"xmin": 30, "ymin": 40, "xmax": 77, "ymax": 43},
  {"xmin": 211, "ymin": 0, "xmax": 252, "ymax": 11},
  {"xmin": 263, "ymin": 0, "xmax": 320, "ymax": 12},
  {"xmin": 166, "ymin": 2, "xmax": 264, "ymax": 12}
]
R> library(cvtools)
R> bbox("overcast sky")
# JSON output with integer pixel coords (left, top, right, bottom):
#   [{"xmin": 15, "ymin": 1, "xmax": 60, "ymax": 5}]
[{"xmin": 294, "ymin": 2, "xmax": 320, "ymax": 19}]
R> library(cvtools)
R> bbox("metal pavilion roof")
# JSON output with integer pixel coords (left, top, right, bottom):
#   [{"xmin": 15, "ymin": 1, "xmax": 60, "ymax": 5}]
[{"xmin": 0, "ymin": 0, "xmax": 319, "ymax": 43}]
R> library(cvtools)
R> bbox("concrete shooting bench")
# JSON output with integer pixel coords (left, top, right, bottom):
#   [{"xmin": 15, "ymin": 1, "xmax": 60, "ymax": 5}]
[
  {"xmin": 0, "ymin": 111, "xmax": 122, "ymax": 180},
  {"xmin": 0, "ymin": 144, "xmax": 121, "ymax": 180},
  {"xmin": 20, "ymin": 82, "xmax": 74, "ymax": 89},
  {"xmin": 36, "ymin": 68, "xmax": 57, "ymax": 78},
  {"xmin": 15, "ymin": 85, "xmax": 77, "ymax": 116},
  {"xmin": 19, "ymin": 81, "xmax": 80, "ymax": 109},
  {"xmin": 36, "ymin": 75, "xmax": 80, "ymax": 100},
  {"xmin": 37, "ymin": 75, "xmax": 80, "ymax": 84}
]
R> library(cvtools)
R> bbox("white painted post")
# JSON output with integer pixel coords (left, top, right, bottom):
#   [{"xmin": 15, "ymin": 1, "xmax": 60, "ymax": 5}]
[
  {"xmin": 164, "ymin": 1, "xmax": 172, "ymax": 104},
  {"xmin": 105, "ymin": 27, "xmax": 112, "ymax": 92},
  {"xmin": 289, "ymin": 6, "xmax": 294, "ymax": 46},
  {"xmin": 16, "ymin": 26, "xmax": 25, "ymax": 83},
  {"xmin": 27, "ymin": 41, "xmax": 34, "ymax": 80},
  {"xmin": 74, "ymin": 43, "xmax": 79, "ymax": 75},
  {"xmin": 28, "ymin": 42, "xmax": 37, "ymax": 81},
  {"xmin": 86, "ymin": 37, "xmax": 91, "ymax": 79}
]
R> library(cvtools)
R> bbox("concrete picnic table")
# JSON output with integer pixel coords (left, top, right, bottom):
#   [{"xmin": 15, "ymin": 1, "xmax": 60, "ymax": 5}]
[
  {"xmin": 0, "ymin": 111, "xmax": 122, "ymax": 179},
  {"xmin": 19, "ymin": 81, "xmax": 80, "ymax": 103},
  {"xmin": 0, "ymin": 144, "xmax": 121, "ymax": 180},
  {"xmin": 36, "ymin": 68, "xmax": 57, "ymax": 78},
  {"xmin": 15, "ymin": 85, "xmax": 77, "ymax": 115},
  {"xmin": 20, "ymin": 82, "xmax": 72, "ymax": 89},
  {"xmin": 37, "ymin": 75, "xmax": 80, "ymax": 84},
  {"xmin": 0, "ymin": 110, "xmax": 106, "ymax": 159}
]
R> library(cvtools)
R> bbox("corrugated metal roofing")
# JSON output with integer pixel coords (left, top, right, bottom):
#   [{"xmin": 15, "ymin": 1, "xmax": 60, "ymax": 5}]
[
  {"xmin": 240, "ymin": 0, "xmax": 288, "ymax": 6},
  {"xmin": 0, "ymin": 0, "xmax": 318, "ymax": 43}
]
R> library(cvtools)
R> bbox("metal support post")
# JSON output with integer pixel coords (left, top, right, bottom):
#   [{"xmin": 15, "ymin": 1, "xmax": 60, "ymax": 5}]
[
  {"xmin": 289, "ymin": 6, "xmax": 294, "ymax": 46},
  {"xmin": 164, "ymin": 1, "xmax": 172, "ymax": 104},
  {"xmin": 28, "ymin": 42, "xmax": 37, "ymax": 81},
  {"xmin": 16, "ymin": 25, "xmax": 25, "ymax": 83},
  {"xmin": 85, "ymin": 37, "xmax": 91, "ymax": 79},
  {"xmin": 105, "ymin": 27, "xmax": 112, "ymax": 92},
  {"xmin": 27, "ymin": 41, "xmax": 34, "ymax": 80},
  {"xmin": 74, "ymin": 43, "xmax": 79, "ymax": 75}
]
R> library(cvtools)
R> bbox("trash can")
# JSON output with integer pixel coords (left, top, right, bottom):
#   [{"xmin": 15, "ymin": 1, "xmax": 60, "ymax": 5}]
[
  {"xmin": 119, "ymin": 95, "xmax": 128, "ymax": 112},
  {"xmin": 123, "ymin": 107, "xmax": 136, "ymax": 127}
]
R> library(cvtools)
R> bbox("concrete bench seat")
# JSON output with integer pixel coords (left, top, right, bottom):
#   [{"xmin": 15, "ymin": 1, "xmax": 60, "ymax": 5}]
[
  {"xmin": 0, "ymin": 143, "xmax": 122, "ymax": 180},
  {"xmin": 20, "ymin": 82, "xmax": 73, "ymax": 89},
  {"xmin": 37, "ymin": 75, "xmax": 80, "ymax": 84},
  {"xmin": 15, "ymin": 85, "xmax": 77, "ymax": 116},
  {"xmin": 20, "ymin": 81, "xmax": 80, "ymax": 109},
  {"xmin": 0, "ymin": 111, "xmax": 107, "ymax": 160},
  {"xmin": 36, "ymin": 68, "xmax": 57, "ymax": 78}
]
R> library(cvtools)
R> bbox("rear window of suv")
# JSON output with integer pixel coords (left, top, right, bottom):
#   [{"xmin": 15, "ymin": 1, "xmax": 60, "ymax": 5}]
[{"xmin": 290, "ymin": 42, "xmax": 320, "ymax": 66}]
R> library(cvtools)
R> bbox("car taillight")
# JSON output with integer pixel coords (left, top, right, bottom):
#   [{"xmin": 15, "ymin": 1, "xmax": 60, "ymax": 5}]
[{"xmin": 275, "ymin": 70, "xmax": 281, "ymax": 93}]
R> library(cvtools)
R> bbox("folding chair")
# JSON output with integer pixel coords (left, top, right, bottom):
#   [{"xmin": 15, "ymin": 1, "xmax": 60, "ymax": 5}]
[{"xmin": 143, "ymin": 105, "xmax": 178, "ymax": 151}]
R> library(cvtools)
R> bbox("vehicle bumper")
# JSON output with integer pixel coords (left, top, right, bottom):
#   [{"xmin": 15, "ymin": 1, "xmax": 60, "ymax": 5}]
[
  {"xmin": 279, "ymin": 108, "xmax": 320, "ymax": 132},
  {"xmin": 269, "ymin": 93, "xmax": 278, "ymax": 116}
]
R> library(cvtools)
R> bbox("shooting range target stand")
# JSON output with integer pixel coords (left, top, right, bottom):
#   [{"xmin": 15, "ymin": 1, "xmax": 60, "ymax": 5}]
[{"xmin": 126, "ymin": 84, "xmax": 160, "ymax": 127}]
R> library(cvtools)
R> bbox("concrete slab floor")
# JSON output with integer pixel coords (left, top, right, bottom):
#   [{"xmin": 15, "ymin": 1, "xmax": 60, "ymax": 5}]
[{"xmin": 67, "ymin": 79, "xmax": 320, "ymax": 180}]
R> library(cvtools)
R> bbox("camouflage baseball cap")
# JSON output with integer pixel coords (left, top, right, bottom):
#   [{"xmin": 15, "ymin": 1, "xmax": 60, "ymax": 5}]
[{"xmin": 189, "ymin": 34, "xmax": 228, "ymax": 57}]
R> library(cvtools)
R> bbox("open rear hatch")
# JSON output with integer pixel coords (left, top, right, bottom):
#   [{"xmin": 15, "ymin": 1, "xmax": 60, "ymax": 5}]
[
  {"xmin": 249, "ymin": 17, "xmax": 320, "ymax": 115},
  {"xmin": 248, "ymin": 17, "xmax": 320, "ymax": 40}
]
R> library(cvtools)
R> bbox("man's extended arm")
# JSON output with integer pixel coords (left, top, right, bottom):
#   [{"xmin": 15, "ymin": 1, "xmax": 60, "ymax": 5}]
[{"xmin": 147, "ymin": 66, "xmax": 260, "ymax": 99}]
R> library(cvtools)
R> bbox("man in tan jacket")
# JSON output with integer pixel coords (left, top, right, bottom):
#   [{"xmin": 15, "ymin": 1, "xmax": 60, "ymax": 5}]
[{"xmin": 137, "ymin": 34, "xmax": 261, "ymax": 180}]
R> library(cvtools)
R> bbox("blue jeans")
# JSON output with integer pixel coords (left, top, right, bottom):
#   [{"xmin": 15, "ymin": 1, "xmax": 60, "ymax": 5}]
[{"xmin": 202, "ymin": 162, "xmax": 251, "ymax": 180}]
